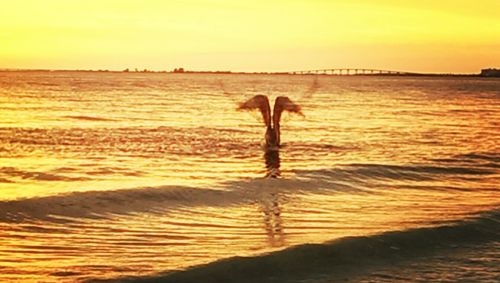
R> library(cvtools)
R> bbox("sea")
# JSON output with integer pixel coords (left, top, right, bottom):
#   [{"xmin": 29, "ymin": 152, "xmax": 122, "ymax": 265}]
[{"xmin": 0, "ymin": 71, "xmax": 498, "ymax": 282}]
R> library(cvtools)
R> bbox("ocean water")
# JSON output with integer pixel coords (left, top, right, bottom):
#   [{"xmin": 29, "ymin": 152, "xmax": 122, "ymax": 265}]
[{"xmin": 0, "ymin": 71, "xmax": 498, "ymax": 282}]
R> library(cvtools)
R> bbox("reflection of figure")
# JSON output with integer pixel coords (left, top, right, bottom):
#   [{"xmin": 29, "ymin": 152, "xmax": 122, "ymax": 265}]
[
  {"xmin": 262, "ymin": 147, "xmax": 284, "ymax": 244},
  {"xmin": 238, "ymin": 95, "xmax": 303, "ymax": 149},
  {"xmin": 261, "ymin": 193, "xmax": 285, "ymax": 247}
]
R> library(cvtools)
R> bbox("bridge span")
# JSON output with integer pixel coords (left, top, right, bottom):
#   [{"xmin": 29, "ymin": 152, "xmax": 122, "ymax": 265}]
[{"xmin": 290, "ymin": 68, "xmax": 420, "ymax": 76}]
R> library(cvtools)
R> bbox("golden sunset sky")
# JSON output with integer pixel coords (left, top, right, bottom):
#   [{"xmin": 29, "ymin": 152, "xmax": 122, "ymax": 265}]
[{"xmin": 1, "ymin": 0, "xmax": 499, "ymax": 73}]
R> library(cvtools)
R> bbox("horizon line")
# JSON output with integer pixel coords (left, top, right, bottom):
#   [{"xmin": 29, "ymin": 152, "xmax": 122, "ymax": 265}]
[{"xmin": 1, "ymin": 67, "xmax": 497, "ymax": 76}]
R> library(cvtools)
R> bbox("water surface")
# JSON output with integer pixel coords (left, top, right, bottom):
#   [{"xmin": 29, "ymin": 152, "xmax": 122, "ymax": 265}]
[{"xmin": 0, "ymin": 72, "xmax": 498, "ymax": 282}]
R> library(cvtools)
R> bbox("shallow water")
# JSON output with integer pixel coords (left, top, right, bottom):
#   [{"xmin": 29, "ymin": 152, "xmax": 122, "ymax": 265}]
[{"xmin": 0, "ymin": 72, "xmax": 499, "ymax": 282}]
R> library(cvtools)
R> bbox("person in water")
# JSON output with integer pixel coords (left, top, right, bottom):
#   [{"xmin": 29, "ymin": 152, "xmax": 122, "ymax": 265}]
[
  {"xmin": 238, "ymin": 95, "xmax": 303, "ymax": 149},
  {"xmin": 238, "ymin": 95, "xmax": 303, "ymax": 178}
]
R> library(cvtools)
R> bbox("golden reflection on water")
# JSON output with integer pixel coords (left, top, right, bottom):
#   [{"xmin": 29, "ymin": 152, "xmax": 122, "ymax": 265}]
[
  {"xmin": 261, "ymin": 193, "xmax": 285, "ymax": 247},
  {"xmin": 0, "ymin": 72, "xmax": 499, "ymax": 281},
  {"xmin": 1, "ymin": 185, "xmax": 496, "ymax": 282},
  {"xmin": 1, "ymin": 73, "xmax": 498, "ymax": 200}
]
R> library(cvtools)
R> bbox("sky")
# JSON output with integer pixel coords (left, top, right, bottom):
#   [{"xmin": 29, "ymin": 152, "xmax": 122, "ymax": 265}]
[{"xmin": 0, "ymin": 0, "xmax": 499, "ymax": 73}]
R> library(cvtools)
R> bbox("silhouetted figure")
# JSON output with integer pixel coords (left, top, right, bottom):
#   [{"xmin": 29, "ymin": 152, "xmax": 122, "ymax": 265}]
[
  {"xmin": 238, "ymin": 95, "xmax": 303, "ymax": 149},
  {"xmin": 238, "ymin": 94, "xmax": 302, "ymax": 179}
]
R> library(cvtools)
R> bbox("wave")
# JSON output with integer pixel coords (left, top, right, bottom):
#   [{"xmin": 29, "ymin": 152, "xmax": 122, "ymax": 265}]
[
  {"xmin": 1, "ymin": 152, "xmax": 497, "ymax": 223},
  {"xmin": 90, "ymin": 209, "xmax": 499, "ymax": 283},
  {"xmin": 0, "ymin": 186, "xmax": 225, "ymax": 223},
  {"xmin": 0, "ymin": 178, "xmax": 310, "ymax": 223},
  {"xmin": 0, "ymin": 167, "xmax": 90, "ymax": 182},
  {"xmin": 295, "ymin": 160, "xmax": 498, "ymax": 184},
  {"xmin": 64, "ymin": 115, "xmax": 116, "ymax": 121},
  {"xmin": 457, "ymin": 152, "xmax": 500, "ymax": 163}
]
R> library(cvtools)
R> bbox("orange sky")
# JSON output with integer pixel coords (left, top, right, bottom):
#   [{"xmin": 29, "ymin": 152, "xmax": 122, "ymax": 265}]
[{"xmin": 1, "ymin": 0, "xmax": 499, "ymax": 73}]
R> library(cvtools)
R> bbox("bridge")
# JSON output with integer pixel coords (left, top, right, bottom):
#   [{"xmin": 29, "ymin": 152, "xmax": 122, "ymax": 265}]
[{"xmin": 289, "ymin": 68, "xmax": 419, "ymax": 76}]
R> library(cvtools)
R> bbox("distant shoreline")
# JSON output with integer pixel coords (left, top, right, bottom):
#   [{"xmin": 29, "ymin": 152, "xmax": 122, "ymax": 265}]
[{"xmin": 0, "ymin": 68, "xmax": 498, "ymax": 77}]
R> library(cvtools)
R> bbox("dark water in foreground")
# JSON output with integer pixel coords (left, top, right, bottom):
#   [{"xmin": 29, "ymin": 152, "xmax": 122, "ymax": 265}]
[{"xmin": 0, "ymin": 72, "xmax": 498, "ymax": 282}]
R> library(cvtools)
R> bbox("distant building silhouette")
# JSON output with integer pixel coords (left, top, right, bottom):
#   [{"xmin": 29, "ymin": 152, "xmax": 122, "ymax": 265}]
[
  {"xmin": 173, "ymin": 68, "xmax": 185, "ymax": 73},
  {"xmin": 480, "ymin": 68, "xmax": 500, "ymax": 77}
]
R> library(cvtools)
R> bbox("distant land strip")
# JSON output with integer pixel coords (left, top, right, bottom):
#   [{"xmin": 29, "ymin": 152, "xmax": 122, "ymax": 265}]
[{"xmin": 0, "ymin": 67, "xmax": 499, "ymax": 77}]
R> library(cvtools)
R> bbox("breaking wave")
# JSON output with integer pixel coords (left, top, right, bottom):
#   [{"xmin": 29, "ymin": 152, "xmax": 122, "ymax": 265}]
[{"xmin": 92, "ymin": 209, "xmax": 499, "ymax": 283}]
